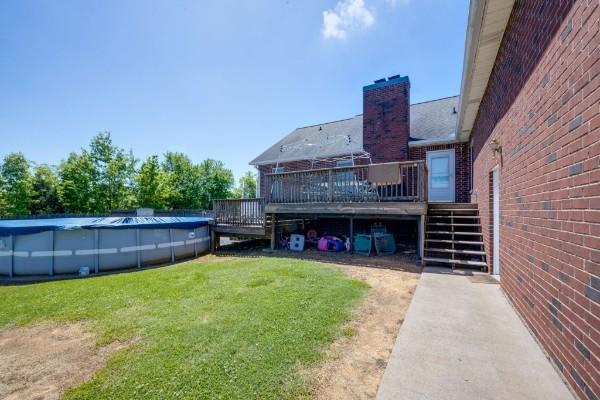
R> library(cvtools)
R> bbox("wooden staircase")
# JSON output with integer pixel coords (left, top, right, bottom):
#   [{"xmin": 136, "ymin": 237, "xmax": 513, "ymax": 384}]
[{"xmin": 423, "ymin": 203, "xmax": 487, "ymax": 270}]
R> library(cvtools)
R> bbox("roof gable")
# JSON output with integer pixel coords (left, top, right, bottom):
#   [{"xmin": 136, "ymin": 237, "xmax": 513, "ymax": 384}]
[
  {"xmin": 250, "ymin": 96, "xmax": 459, "ymax": 166},
  {"xmin": 249, "ymin": 116, "xmax": 363, "ymax": 166}
]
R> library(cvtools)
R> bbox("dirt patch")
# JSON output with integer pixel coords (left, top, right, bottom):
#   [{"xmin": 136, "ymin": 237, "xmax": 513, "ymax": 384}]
[
  {"xmin": 0, "ymin": 323, "xmax": 132, "ymax": 400},
  {"xmin": 312, "ymin": 262, "xmax": 420, "ymax": 400}
]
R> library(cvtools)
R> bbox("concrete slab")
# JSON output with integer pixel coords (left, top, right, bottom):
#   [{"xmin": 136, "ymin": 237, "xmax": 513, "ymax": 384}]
[{"xmin": 376, "ymin": 267, "xmax": 575, "ymax": 400}]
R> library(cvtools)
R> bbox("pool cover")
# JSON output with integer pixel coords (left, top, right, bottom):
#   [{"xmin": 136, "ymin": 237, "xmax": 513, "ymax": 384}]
[{"xmin": 0, "ymin": 217, "xmax": 212, "ymax": 236}]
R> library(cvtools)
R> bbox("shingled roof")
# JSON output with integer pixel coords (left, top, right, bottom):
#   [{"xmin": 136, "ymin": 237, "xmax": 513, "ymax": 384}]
[
  {"xmin": 250, "ymin": 95, "xmax": 459, "ymax": 166},
  {"xmin": 409, "ymin": 95, "xmax": 459, "ymax": 142}
]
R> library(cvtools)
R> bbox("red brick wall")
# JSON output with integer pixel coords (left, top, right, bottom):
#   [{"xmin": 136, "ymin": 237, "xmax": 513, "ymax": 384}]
[
  {"xmin": 470, "ymin": 1, "xmax": 599, "ymax": 399},
  {"xmin": 409, "ymin": 142, "xmax": 471, "ymax": 203},
  {"xmin": 363, "ymin": 77, "xmax": 411, "ymax": 163}
]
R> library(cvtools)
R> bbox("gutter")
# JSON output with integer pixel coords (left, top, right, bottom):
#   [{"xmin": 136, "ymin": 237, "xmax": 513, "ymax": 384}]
[
  {"xmin": 456, "ymin": 0, "xmax": 486, "ymax": 142},
  {"xmin": 408, "ymin": 137, "xmax": 461, "ymax": 148},
  {"xmin": 456, "ymin": 0, "xmax": 515, "ymax": 142}
]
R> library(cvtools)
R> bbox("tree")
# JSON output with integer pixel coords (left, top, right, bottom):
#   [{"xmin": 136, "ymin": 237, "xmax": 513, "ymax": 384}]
[
  {"xmin": 0, "ymin": 153, "xmax": 33, "ymax": 216},
  {"xmin": 30, "ymin": 164, "xmax": 63, "ymax": 215},
  {"xmin": 58, "ymin": 152, "xmax": 96, "ymax": 213},
  {"xmin": 198, "ymin": 159, "xmax": 234, "ymax": 209},
  {"xmin": 232, "ymin": 171, "xmax": 257, "ymax": 199},
  {"xmin": 89, "ymin": 132, "xmax": 136, "ymax": 212},
  {"xmin": 135, "ymin": 155, "xmax": 169, "ymax": 209},
  {"xmin": 162, "ymin": 152, "xmax": 203, "ymax": 209}
]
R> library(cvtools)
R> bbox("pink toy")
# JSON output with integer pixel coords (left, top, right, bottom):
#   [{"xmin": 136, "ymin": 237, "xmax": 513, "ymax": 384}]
[
  {"xmin": 317, "ymin": 235, "xmax": 345, "ymax": 252},
  {"xmin": 317, "ymin": 237, "xmax": 329, "ymax": 251}
]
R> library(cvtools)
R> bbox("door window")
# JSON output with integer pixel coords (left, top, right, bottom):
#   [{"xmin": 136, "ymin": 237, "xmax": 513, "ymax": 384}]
[{"xmin": 431, "ymin": 156, "xmax": 450, "ymax": 189}]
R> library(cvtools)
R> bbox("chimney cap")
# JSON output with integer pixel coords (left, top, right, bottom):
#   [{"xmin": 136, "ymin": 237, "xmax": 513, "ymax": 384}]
[
  {"xmin": 388, "ymin": 74, "xmax": 401, "ymax": 80},
  {"xmin": 363, "ymin": 75, "xmax": 410, "ymax": 92}
]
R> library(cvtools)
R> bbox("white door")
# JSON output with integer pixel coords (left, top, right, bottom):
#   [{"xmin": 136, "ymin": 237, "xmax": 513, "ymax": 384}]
[
  {"xmin": 426, "ymin": 149, "xmax": 455, "ymax": 202},
  {"xmin": 492, "ymin": 166, "xmax": 500, "ymax": 276}
]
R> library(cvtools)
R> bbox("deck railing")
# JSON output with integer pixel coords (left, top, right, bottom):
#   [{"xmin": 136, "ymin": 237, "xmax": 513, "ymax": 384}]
[
  {"xmin": 213, "ymin": 198, "xmax": 266, "ymax": 227},
  {"xmin": 264, "ymin": 161, "xmax": 427, "ymax": 203}
]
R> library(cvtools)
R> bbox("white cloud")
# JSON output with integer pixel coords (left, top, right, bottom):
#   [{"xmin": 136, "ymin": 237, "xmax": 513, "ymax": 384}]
[{"xmin": 322, "ymin": 0, "xmax": 375, "ymax": 40}]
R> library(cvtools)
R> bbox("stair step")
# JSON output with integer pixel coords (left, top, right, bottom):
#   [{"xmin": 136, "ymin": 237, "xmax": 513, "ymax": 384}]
[
  {"xmin": 426, "ymin": 239, "xmax": 484, "ymax": 245},
  {"xmin": 422, "ymin": 257, "xmax": 487, "ymax": 267},
  {"xmin": 428, "ymin": 203, "xmax": 478, "ymax": 208},
  {"xmin": 425, "ymin": 248, "xmax": 486, "ymax": 255},
  {"xmin": 427, "ymin": 223, "xmax": 481, "ymax": 227},
  {"xmin": 427, "ymin": 231, "xmax": 483, "ymax": 236},
  {"xmin": 428, "ymin": 215, "xmax": 480, "ymax": 219},
  {"xmin": 428, "ymin": 208, "xmax": 479, "ymax": 212}
]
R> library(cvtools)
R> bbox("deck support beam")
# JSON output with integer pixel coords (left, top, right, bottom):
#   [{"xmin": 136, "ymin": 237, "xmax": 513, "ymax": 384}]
[
  {"xmin": 210, "ymin": 229, "xmax": 218, "ymax": 253},
  {"xmin": 349, "ymin": 217, "xmax": 354, "ymax": 253},
  {"xmin": 419, "ymin": 214, "xmax": 425, "ymax": 264},
  {"xmin": 265, "ymin": 201, "xmax": 426, "ymax": 216},
  {"xmin": 270, "ymin": 214, "xmax": 276, "ymax": 250}
]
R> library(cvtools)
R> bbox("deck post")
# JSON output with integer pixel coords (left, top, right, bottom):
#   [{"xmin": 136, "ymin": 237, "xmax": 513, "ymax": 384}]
[
  {"xmin": 270, "ymin": 214, "xmax": 276, "ymax": 250},
  {"xmin": 210, "ymin": 229, "xmax": 216, "ymax": 252},
  {"xmin": 349, "ymin": 217, "xmax": 354, "ymax": 253},
  {"xmin": 419, "ymin": 215, "xmax": 425, "ymax": 264},
  {"xmin": 327, "ymin": 170, "xmax": 333, "ymax": 202}
]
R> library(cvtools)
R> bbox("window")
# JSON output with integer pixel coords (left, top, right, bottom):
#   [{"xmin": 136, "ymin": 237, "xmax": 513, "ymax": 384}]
[
  {"xmin": 336, "ymin": 160, "xmax": 354, "ymax": 168},
  {"xmin": 272, "ymin": 167, "xmax": 285, "ymax": 173},
  {"xmin": 431, "ymin": 156, "xmax": 450, "ymax": 189}
]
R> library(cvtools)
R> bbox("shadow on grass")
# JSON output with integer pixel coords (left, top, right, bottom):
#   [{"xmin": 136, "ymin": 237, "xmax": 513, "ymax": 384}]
[{"xmin": 214, "ymin": 239, "xmax": 422, "ymax": 274}]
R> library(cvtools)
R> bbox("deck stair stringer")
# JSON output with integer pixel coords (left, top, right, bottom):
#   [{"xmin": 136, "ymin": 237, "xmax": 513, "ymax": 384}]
[{"xmin": 423, "ymin": 203, "xmax": 487, "ymax": 271}]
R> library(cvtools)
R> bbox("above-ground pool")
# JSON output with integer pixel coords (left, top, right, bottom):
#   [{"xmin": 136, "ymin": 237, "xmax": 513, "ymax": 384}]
[{"xmin": 0, "ymin": 217, "xmax": 211, "ymax": 279}]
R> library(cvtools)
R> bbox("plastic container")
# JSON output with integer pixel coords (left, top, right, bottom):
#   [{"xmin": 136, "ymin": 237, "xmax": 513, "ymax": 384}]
[
  {"xmin": 353, "ymin": 234, "xmax": 372, "ymax": 256},
  {"xmin": 289, "ymin": 234, "xmax": 305, "ymax": 252},
  {"xmin": 374, "ymin": 233, "xmax": 396, "ymax": 255}
]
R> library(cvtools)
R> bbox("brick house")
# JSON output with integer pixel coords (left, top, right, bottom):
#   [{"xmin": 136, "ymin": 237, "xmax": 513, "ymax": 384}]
[
  {"xmin": 215, "ymin": 1, "xmax": 599, "ymax": 397},
  {"xmin": 250, "ymin": 77, "xmax": 470, "ymax": 204},
  {"xmin": 457, "ymin": 1, "xmax": 599, "ymax": 399}
]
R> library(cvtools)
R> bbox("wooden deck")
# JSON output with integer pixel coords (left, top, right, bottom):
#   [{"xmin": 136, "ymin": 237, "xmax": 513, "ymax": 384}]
[
  {"xmin": 210, "ymin": 224, "xmax": 266, "ymax": 236},
  {"xmin": 211, "ymin": 161, "xmax": 430, "ymax": 251},
  {"xmin": 212, "ymin": 198, "xmax": 269, "ymax": 235},
  {"xmin": 265, "ymin": 201, "xmax": 426, "ymax": 216},
  {"xmin": 264, "ymin": 161, "xmax": 427, "ymax": 205}
]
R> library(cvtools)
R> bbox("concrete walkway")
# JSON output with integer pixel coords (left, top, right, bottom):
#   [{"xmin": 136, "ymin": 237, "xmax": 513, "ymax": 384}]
[{"xmin": 376, "ymin": 267, "xmax": 575, "ymax": 400}]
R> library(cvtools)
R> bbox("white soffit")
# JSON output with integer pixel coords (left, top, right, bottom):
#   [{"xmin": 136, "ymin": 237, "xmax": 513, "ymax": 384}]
[{"xmin": 456, "ymin": 0, "xmax": 515, "ymax": 142}]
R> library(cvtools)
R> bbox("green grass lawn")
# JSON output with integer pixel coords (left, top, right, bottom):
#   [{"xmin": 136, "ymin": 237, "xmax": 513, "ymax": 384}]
[{"xmin": 0, "ymin": 257, "xmax": 367, "ymax": 400}]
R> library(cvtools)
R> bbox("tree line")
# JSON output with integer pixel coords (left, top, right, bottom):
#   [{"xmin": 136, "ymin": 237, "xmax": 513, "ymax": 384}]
[{"xmin": 0, "ymin": 132, "xmax": 257, "ymax": 217}]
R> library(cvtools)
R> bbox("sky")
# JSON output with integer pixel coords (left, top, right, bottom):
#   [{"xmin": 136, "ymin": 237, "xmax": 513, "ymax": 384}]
[{"xmin": 0, "ymin": 0, "xmax": 469, "ymax": 181}]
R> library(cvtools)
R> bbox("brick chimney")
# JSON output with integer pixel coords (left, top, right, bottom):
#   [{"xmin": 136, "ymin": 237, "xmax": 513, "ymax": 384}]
[{"xmin": 362, "ymin": 75, "xmax": 410, "ymax": 163}]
